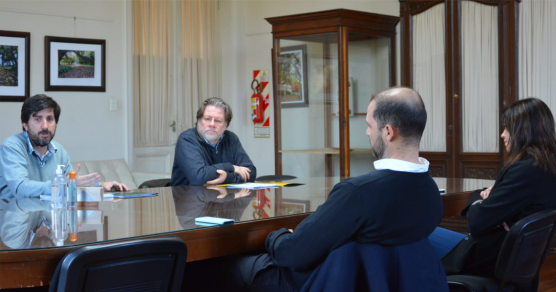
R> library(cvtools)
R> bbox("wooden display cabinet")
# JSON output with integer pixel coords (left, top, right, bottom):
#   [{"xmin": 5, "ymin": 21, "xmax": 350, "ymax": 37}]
[{"xmin": 266, "ymin": 9, "xmax": 400, "ymax": 181}]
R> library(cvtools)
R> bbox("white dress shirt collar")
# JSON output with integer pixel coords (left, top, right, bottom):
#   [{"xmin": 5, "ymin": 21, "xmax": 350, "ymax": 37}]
[{"xmin": 373, "ymin": 157, "xmax": 430, "ymax": 173}]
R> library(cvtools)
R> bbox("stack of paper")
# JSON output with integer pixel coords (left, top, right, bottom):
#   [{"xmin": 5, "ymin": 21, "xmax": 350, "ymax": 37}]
[
  {"xmin": 195, "ymin": 216, "xmax": 235, "ymax": 226},
  {"xmin": 225, "ymin": 183, "xmax": 279, "ymax": 189}
]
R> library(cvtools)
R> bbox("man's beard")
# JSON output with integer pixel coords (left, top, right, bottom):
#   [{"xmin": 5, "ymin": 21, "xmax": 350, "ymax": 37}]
[
  {"xmin": 28, "ymin": 129, "xmax": 55, "ymax": 147},
  {"xmin": 197, "ymin": 124, "xmax": 220, "ymax": 144},
  {"xmin": 371, "ymin": 134, "xmax": 385, "ymax": 159}
]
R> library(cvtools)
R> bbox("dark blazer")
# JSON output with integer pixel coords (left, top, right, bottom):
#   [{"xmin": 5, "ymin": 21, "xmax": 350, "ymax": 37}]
[
  {"xmin": 301, "ymin": 239, "xmax": 449, "ymax": 292},
  {"xmin": 442, "ymin": 156, "xmax": 556, "ymax": 277}
]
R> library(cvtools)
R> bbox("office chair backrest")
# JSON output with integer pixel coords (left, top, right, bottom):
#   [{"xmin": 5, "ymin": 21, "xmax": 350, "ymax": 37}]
[
  {"xmin": 49, "ymin": 236, "xmax": 187, "ymax": 292},
  {"xmin": 138, "ymin": 178, "xmax": 171, "ymax": 189},
  {"xmin": 495, "ymin": 209, "xmax": 556, "ymax": 284},
  {"xmin": 255, "ymin": 175, "xmax": 297, "ymax": 182}
]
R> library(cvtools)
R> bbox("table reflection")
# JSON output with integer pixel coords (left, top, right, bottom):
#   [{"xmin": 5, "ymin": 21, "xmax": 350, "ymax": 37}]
[
  {"xmin": 0, "ymin": 177, "xmax": 495, "ymax": 252},
  {"xmin": 432, "ymin": 177, "xmax": 495, "ymax": 195},
  {"xmin": 173, "ymin": 186, "xmax": 255, "ymax": 229},
  {"xmin": 0, "ymin": 198, "xmax": 53, "ymax": 249},
  {"xmin": 0, "ymin": 185, "xmax": 290, "ymax": 251}
]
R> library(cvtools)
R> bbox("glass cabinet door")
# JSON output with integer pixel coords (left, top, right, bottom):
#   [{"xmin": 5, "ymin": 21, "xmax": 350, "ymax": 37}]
[
  {"xmin": 277, "ymin": 32, "xmax": 395, "ymax": 179},
  {"xmin": 343, "ymin": 32, "xmax": 392, "ymax": 178},
  {"xmin": 277, "ymin": 33, "xmax": 339, "ymax": 179}
]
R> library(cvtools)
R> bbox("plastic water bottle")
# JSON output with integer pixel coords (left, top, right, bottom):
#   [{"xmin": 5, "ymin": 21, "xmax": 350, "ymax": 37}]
[
  {"xmin": 68, "ymin": 171, "xmax": 78, "ymax": 241},
  {"xmin": 51, "ymin": 165, "xmax": 67, "ymax": 209},
  {"xmin": 68, "ymin": 171, "xmax": 77, "ymax": 207},
  {"xmin": 51, "ymin": 165, "xmax": 68, "ymax": 246}
]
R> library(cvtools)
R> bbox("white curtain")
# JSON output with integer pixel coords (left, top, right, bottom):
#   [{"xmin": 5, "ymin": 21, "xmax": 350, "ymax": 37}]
[
  {"xmin": 518, "ymin": 0, "xmax": 556, "ymax": 112},
  {"xmin": 461, "ymin": 1, "xmax": 499, "ymax": 153},
  {"xmin": 412, "ymin": 4, "xmax": 446, "ymax": 152},
  {"xmin": 133, "ymin": 0, "xmax": 220, "ymax": 147}
]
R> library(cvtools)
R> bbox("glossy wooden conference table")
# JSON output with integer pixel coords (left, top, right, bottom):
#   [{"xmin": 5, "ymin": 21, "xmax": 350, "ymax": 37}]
[{"xmin": 0, "ymin": 177, "xmax": 493, "ymax": 289}]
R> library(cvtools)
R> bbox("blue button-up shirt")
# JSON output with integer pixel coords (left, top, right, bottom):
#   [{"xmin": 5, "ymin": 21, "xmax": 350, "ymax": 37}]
[{"xmin": 0, "ymin": 132, "xmax": 72, "ymax": 199}]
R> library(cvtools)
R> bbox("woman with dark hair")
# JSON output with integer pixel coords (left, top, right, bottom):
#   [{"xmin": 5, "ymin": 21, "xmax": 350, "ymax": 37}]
[{"xmin": 429, "ymin": 98, "xmax": 556, "ymax": 287}]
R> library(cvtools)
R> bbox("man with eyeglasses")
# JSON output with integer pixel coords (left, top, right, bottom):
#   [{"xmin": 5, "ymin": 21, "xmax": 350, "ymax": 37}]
[{"xmin": 171, "ymin": 97, "xmax": 256, "ymax": 186}]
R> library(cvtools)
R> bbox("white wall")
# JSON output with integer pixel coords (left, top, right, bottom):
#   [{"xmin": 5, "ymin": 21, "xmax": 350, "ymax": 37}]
[
  {"xmin": 0, "ymin": 0, "xmax": 128, "ymax": 163},
  {"xmin": 220, "ymin": 0, "xmax": 400, "ymax": 179},
  {"xmin": 0, "ymin": 0, "xmax": 398, "ymax": 177}
]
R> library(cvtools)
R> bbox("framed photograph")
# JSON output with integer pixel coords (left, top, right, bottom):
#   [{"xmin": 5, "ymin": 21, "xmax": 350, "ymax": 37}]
[
  {"xmin": 45, "ymin": 36, "xmax": 105, "ymax": 92},
  {"xmin": 281, "ymin": 199, "xmax": 311, "ymax": 215},
  {"xmin": 0, "ymin": 30, "xmax": 30, "ymax": 102},
  {"xmin": 279, "ymin": 45, "xmax": 308, "ymax": 108}
]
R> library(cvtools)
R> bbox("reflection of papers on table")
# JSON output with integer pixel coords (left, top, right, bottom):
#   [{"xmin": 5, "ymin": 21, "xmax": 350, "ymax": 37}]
[
  {"xmin": 78, "ymin": 187, "xmax": 104, "ymax": 201},
  {"xmin": 103, "ymin": 192, "xmax": 158, "ymax": 199},
  {"xmin": 78, "ymin": 210, "xmax": 103, "ymax": 224},
  {"xmin": 224, "ymin": 183, "xmax": 280, "ymax": 189}
]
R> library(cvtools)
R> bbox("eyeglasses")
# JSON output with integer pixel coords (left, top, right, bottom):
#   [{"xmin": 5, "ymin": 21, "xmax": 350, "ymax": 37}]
[{"xmin": 202, "ymin": 116, "xmax": 225, "ymax": 126}]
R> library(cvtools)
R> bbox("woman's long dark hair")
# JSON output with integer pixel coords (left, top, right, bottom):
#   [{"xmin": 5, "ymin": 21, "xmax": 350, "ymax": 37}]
[{"xmin": 502, "ymin": 97, "xmax": 556, "ymax": 176}]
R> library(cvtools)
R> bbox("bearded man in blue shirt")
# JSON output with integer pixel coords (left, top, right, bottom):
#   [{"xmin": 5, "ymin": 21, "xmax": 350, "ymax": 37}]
[{"xmin": 0, "ymin": 94, "xmax": 129, "ymax": 201}]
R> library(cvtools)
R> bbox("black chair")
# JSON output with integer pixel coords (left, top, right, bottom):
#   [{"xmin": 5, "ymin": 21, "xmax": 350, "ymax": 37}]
[
  {"xmin": 49, "ymin": 237, "xmax": 187, "ymax": 292},
  {"xmin": 447, "ymin": 209, "xmax": 556, "ymax": 292},
  {"xmin": 139, "ymin": 178, "xmax": 171, "ymax": 189}
]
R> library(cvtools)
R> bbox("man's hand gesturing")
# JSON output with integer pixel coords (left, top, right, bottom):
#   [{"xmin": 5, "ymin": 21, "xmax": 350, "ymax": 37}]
[{"xmin": 74, "ymin": 163, "xmax": 101, "ymax": 187}]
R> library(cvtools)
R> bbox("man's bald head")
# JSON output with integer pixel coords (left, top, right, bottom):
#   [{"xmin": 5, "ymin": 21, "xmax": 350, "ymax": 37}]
[{"xmin": 369, "ymin": 87, "xmax": 427, "ymax": 145}]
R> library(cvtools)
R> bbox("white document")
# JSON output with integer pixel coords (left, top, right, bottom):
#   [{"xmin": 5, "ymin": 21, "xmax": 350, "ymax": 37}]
[
  {"xmin": 195, "ymin": 216, "xmax": 235, "ymax": 226},
  {"xmin": 225, "ymin": 183, "xmax": 278, "ymax": 189}
]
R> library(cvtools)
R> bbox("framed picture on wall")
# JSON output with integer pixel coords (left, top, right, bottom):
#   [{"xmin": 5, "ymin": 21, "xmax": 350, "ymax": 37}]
[
  {"xmin": 279, "ymin": 45, "xmax": 308, "ymax": 108},
  {"xmin": 0, "ymin": 30, "xmax": 30, "ymax": 102},
  {"xmin": 45, "ymin": 36, "xmax": 106, "ymax": 92},
  {"xmin": 281, "ymin": 199, "xmax": 310, "ymax": 215}
]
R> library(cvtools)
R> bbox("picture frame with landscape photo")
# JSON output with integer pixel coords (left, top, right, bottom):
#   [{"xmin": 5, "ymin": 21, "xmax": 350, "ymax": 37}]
[
  {"xmin": 281, "ymin": 199, "xmax": 310, "ymax": 215},
  {"xmin": 279, "ymin": 45, "xmax": 308, "ymax": 108},
  {"xmin": 0, "ymin": 30, "xmax": 30, "ymax": 102},
  {"xmin": 45, "ymin": 36, "xmax": 105, "ymax": 92}
]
